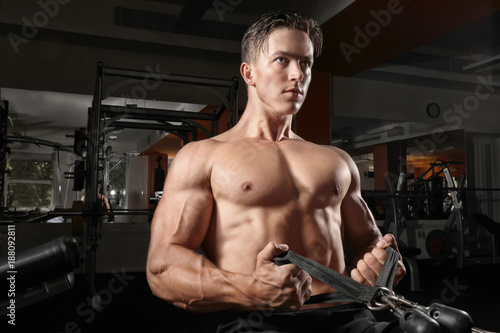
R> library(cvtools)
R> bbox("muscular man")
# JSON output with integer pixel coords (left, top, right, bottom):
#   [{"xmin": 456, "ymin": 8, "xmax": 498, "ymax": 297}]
[{"xmin": 147, "ymin": 10, "xmax": 405, "ymax": 332}]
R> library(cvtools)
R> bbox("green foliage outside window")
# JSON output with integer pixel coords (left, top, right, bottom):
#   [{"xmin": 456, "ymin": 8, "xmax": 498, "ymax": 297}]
[
  {"xmin": 8, "ymin": 160, "xmax": 53, "ymax": 180},
  {"xmin": 6, "ymin": 159, "xmax": 53, "ymax": 209},
  {"xmin": 7, "ymin": 183, "xmax": 52, "ymax": 208}
]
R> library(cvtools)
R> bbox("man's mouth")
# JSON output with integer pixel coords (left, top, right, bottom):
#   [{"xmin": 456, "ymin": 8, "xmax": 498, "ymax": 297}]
[{"xmin": 285, "ymin": 88, "xmax": 303, "ymax": 95}]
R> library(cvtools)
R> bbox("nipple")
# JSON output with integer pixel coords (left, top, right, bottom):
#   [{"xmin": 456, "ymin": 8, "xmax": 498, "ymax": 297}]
[{"xmin": 241, "ymin": 181, "xmax": 253, "ymax": 191}]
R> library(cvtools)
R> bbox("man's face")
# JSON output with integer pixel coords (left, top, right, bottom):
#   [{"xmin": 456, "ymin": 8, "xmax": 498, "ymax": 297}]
[{"xmin": 248, "ymin": 27, "xmax": 314, "ymax": 116}]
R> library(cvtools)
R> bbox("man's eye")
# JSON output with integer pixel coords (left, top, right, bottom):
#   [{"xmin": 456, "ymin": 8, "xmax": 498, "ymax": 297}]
[
  {"xmin": 302, "ymin": 61, "xmax": 311, "ymax": 68},
  {"xmin": 276, "ymin": 57, "xmax": 286, "ymax": 63}
]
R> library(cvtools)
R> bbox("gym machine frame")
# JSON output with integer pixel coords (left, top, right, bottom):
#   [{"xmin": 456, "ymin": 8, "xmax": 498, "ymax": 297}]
[
  {"xmin": 98, "ymin": 62, "xmax": 239, "ymax": 140},
  {"xmin": 384, "ymin": 160, "xmax": 498, "ymax": 268},
  {"xmin": 83, "ymin": 62, "xmax": 239, "ymax": 308},
  {"xmin": 0, "ymin": 100, "xmax": 8, "ymax": 213},
  {"xmin": 385, "ymin": 167, "xmax": 465, "ymax": 265}
]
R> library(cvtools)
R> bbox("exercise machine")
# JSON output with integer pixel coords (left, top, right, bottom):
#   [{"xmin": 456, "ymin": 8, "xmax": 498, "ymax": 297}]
[
  {"xmin": 0, "ymin": 236, "xmax": 79, "ymax": 316},
  {"xmin": 80, "ymin": 62, "xmax": 239, "ymax": 309}
]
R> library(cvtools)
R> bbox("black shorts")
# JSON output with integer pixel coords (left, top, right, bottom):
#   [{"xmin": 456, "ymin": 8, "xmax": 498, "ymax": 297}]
[{"xmin": 194, "ymin": 303, "xmax": 401, "ymax": 333}]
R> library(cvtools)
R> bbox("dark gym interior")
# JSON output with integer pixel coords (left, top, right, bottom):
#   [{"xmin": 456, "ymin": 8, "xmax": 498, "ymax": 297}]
[{"xmin": 1, "ymin": 1, "xmax": 500, "ymax": 332}]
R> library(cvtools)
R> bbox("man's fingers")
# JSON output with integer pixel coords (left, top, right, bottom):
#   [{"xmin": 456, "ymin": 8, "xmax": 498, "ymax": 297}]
[
  {"xmin": 300, "ymin": 273, "xmax": 313, "ymax": 302},
  {"xmin": 353, "ymin": 246, "xmax": 392, "ymax": 286},
  {"xmin": 377, "ymin": 234, "xmax": 398, "ymax": 251},
  {"xmin": 377, "ymin": 234, "xmax": 407, "ymax": 286},
  {"xmin": 351, "ymin": 268, "xmax": 367, "ymax": 285},
  {"xmin": 372, "ymin": 247, "xmax": 390, "ymax": 264},
  {"xmin": 356, "ymin": 259, "xmax": 378, "ymax": 286},
  {"xmin": 352, "ymin": 234, "xmax": 406, "ymax": 287},
  {"xmin": 259, "ymin": 241, "xmax": 289, "ymax": 262},
  {"xmin": 295, "ymin": 269, "xmax": 310, "ymax": 282},
  {"xmin": 363, "ymin": 251, "xmax": 384, "ymax": 273},
  {"xmin": 290, "ymin": 265, "xmax": 303, "ymax": 277}
]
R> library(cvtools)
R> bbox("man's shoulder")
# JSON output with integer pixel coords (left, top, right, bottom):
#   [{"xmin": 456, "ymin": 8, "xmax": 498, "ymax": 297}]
[
  {"xmin": 319, "ymin": 144, "xmax": 359, "ymax": 175},
  {"xmin": 295, "ymin": 141, "xmax": 349, "ymax": 159},
  {"xmin": 171, "ymin": 137, "xmax": 232, "ymax": 169},
  {"xmin": 320, "ymin": 144, "xmax": 349, "ymax": 158},
  {"xmin": 175, "ymin": 138, "xmax": 222, "ymax": 157},
  {"xmin": 302, "ymin": 142, "xmax": 356, "ymax": 171},
  {"xmin": 168, "ymin": 140, "xmax": 222, "ymax": 183}
]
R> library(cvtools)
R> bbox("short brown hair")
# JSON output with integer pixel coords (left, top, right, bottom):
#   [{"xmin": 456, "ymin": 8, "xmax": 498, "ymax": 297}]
[{"xmin": 241, "ymin": 10, "xmax": 323, "ymax": 64}]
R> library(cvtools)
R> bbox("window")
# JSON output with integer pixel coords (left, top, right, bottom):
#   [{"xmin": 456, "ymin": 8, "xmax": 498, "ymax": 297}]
[
  {"xmin": 108, "ymin": 158, "xmax": 126, "ymax": 209},
  {"xmin": 6, "ymin": 158, "xmax": 54, "ymax": 210}
]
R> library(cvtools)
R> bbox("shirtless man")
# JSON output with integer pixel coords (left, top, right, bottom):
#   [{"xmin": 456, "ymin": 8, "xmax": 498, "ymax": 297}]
[{"xmin": 147, "ymin": 10, "xmax": 405, "ymax": 332}]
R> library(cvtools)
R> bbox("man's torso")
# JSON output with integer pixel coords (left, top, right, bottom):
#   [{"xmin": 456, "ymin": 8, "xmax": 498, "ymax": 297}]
[{"xmin": 200, "ymin": 136, "xmax": 353, "ymax": 296}]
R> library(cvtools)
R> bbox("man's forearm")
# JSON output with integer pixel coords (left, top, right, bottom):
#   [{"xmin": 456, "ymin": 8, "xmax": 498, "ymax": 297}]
[{"xmin": 147, "ymin": 244, "xmax": 256, "ymax": 313}]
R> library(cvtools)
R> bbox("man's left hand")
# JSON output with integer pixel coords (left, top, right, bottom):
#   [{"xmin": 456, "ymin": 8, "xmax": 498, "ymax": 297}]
[{"xmin": 350, "ymin": 234, "xmax": 406, "ymax": 287}]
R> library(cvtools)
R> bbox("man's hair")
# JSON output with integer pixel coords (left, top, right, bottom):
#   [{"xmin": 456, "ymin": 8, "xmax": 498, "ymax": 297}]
[{"xmin": 241, "ymin": 10, "xmax": 323, "ymax": 64}]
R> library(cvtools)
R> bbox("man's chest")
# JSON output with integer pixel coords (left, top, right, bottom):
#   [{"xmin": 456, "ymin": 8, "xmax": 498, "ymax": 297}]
[{"xmin": 210, "ymin": 139, "xmax": 350, "ymax": 208}]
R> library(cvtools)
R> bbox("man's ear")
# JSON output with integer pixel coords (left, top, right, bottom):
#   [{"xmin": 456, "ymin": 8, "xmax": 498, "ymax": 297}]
[{"xmin": 240, "ymin": 62, "xmax": 255, "ymax": 86}]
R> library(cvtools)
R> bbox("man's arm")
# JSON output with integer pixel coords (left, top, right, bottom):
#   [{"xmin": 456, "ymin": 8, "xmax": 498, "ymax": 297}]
[
  {"xmin": 335, "ymin": 148, "xmax": 406, "ymax": 286},
  {"xmin": 146, "ymin": 141, "xmax": 311, "ymax": 313}
]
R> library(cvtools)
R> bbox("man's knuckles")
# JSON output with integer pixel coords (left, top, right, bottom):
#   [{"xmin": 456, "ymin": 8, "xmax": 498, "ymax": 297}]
[
  {"xmin": 371, "ymin": 247, "xmax": 388, "ymax": 262},
  {"xmin": 351, "ymin": 268, "xmax": 367, "ymax": 285},
  {"xmin": 355, "ymin": 260, "xmax": 380, "ymax": 285}
]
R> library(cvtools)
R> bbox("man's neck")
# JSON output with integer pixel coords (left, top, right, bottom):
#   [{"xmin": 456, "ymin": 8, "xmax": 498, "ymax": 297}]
[{"xmin": 235, "ymin": 106, "xmax": 296, "ymax": 142}]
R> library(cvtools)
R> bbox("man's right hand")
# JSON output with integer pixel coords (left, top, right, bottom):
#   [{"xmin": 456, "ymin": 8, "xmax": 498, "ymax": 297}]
[{"xmin": 250, "ymin": 242, "xmax": 312, "ymax": 311}]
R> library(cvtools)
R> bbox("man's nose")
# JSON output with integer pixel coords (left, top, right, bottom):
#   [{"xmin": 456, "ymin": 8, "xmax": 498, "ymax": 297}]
[{"xmin": 289, "ymin": 61, "xmax": 304, "ymax": 82}]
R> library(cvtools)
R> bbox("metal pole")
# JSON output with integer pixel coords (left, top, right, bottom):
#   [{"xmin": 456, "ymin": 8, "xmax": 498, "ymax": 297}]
[
  {"xmin": 85, "ymin": 62, "xmax": 104, "ymax": 309},
  {"xmin": 0, "ymin": 101, "xmax": 8, "ymax": 211},
  {"xmin": 102, "ymin": 66, "xmax": 234, "ymax": 88},
  {"xmin": 101, "ymin": 104, "xmax": 217, "ymax": 121},
  {"xmin": 104, "ymin": 146, "xmax": 111, "ymax": 201},
  {"xmin": 55, "ymin": 150, "xmax": 62, "ymax": 207}
]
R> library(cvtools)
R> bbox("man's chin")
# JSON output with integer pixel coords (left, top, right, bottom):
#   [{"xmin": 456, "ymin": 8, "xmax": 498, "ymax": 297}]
[{"xmin": 284, "ymin": 100, "xmax": 303, "ymax": 111}]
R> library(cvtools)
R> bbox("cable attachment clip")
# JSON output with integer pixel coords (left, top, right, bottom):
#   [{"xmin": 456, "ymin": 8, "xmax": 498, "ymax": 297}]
[
  {"xmin": 368, "ymin": 288, "xmax": 441, "ymax": 333},
  {"xmin": 367, "ymin": 287, "xmax": 396, "ymax": 312},
  {"xmin": 366, "ymin": 287, "xmax": 495, "ymax": 333}
]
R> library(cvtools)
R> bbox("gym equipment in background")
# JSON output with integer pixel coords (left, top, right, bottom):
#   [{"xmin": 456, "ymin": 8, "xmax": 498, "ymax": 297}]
[{"xmin": 0, "ymin": 236, "xmax": 80, "ymax": 316}]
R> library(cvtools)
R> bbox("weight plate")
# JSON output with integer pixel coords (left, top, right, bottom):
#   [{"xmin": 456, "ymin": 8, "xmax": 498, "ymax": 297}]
[{"xmin": 425, "ymin": 229, "xmax": 453, "ymax": 261}]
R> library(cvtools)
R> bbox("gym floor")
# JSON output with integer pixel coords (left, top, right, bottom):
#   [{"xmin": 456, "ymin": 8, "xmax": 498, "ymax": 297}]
[{"xmin": 3, "ymin": 259, "xmax": 499, "ymax": 332}]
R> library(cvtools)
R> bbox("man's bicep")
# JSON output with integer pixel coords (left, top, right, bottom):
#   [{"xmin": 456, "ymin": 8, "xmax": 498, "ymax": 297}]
[
  {"xmin": 338, "ymin": 149, "xmax": 381, "ymax": 259},
  {"xmin": 159, "ymin": 187, "xmax": 213, "ymax": 248},
  {"xmin": 342, "ymin": 192, "xmax": 380, "ymax": 240},
  {"xmin": 150, "ymin": 145, "xmax": 214, "ymax": 252},
  {"xmin": 341, "ymin": 191, "xmax": 381, "ymax": 267}
]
